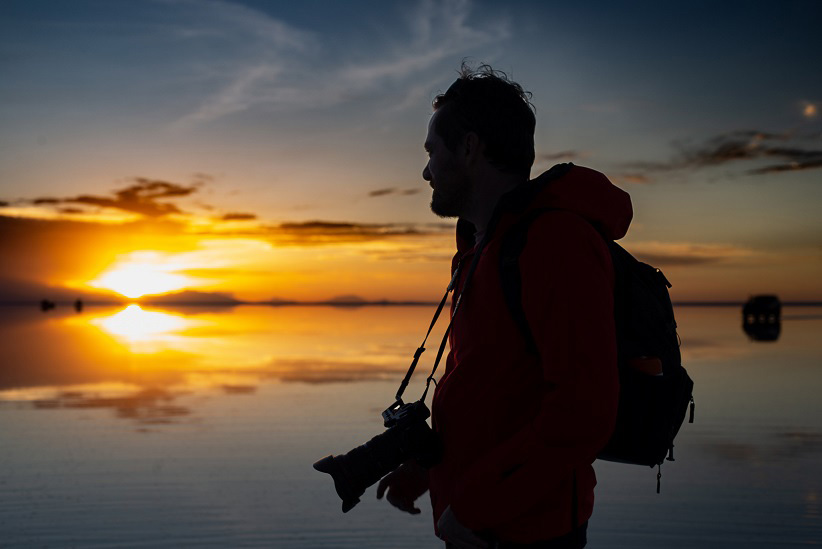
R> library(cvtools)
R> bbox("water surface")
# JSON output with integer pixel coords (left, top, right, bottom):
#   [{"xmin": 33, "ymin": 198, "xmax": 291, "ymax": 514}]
[{"xmin": 1, "ymin": 304, "xmax": 820, "ymax": 547}]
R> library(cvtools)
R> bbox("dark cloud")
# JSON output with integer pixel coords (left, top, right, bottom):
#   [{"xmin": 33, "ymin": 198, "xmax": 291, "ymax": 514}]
[
  {"xmin": 368, "ymin": 187, "xmax": 421, "ymax": 197},
  {"xmin": 369, "ymin": 188, "xmax": 395, "ymax": 197},
  {"xmin": 623, "ymin": 130, "xmax": 822, "ymax": 179},
  {"xmin": 263, "ymin": 220, "xmax": 443, "ymax": 245},
  {"xmin": 220, "ymin": 212, "xmax": 257, "ymax": 221},
  {"xmin": 27, "ymin": 178, "xmax": 201, "ymax": 218},
  {"xmin": 185, "ymin": 219, "xmax": 447, "ymax": 245},
  {"xmin": 748, "ymin": 158, "xmax": 822, "ymax": 174},
  {"xmin": 221, "ymin": 385, "xmax": 256, "ymax": 394},
  {"xmin": 0, "ymin": 201, "xmax": 8, "ymax": 207}
]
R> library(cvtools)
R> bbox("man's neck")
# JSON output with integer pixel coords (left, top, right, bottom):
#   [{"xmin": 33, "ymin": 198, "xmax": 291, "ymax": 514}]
[{"xmin": 462, "ymin": 172, "xmax": 526, "ymax": 246}]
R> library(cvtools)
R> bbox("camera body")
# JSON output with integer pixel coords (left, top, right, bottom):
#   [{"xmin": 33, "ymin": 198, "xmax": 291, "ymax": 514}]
[
  {"xmin": 382, "ymin": 398, "xmax": 426, "ymax": 427},
  {"xmin": 313, "ymin": 400, "xmax": 442, "ymax": 512}
]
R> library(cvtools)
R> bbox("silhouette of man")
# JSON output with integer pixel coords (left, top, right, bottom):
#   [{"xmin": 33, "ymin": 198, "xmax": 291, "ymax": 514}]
[{"xmin": 377, "ymin": 64, "xmax": 629, "ymax": 548}]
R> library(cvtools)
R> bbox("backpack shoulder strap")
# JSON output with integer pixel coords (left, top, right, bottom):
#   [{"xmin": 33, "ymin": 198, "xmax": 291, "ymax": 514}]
[{"xmin": 499, "ymin": 207, "xmax": 557, "ymax": 356}]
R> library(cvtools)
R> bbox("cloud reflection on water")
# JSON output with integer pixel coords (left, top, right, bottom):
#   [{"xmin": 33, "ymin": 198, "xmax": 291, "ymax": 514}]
[
  {"xmin": 3, "ymin": 305, "xmax": 821, "ymax": 437},
  {"xmin": 31, "ymin": 387, "xmax": 192, "ymax": 426},
  {"xmin": 0, "ymin": 304, "xmax": 428, "ymax": 426}
]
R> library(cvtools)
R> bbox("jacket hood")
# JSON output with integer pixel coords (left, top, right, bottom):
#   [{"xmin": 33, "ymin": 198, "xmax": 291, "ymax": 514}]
[
  {"xmin": 456, "ymin": 163, "xmax": 633, "ymax": 250},
  {"xmin": 524, "ymin": 164, "xmax": 633, "ymax": 240}
]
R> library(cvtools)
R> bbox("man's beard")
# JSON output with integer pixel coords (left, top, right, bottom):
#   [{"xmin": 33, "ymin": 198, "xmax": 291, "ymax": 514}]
[{"xmin": 430, "ymin": 175, "xmax": 471, "ymax": 219}]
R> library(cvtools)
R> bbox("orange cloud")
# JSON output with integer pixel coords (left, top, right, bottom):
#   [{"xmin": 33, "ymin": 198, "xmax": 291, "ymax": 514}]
[{"xmin": 625, "ymin": 241, "xmax": 753, "ymax": 267}]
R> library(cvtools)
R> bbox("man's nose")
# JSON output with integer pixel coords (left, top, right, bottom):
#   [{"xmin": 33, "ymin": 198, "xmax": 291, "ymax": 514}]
[{"xmin": 422, "ymin": 164, "xmax": 431, "ymax": 181}]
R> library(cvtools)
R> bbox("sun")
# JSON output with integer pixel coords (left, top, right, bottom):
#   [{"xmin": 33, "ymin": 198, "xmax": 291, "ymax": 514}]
[{"xmin": 89, "ymin": 251, "xmax": 199, "ymax": 299}]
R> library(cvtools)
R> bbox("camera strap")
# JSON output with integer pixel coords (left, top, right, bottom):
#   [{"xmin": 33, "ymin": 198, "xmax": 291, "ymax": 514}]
[
  {"xmin": 393, "ymin": 259, "xmax": 462, "ymax": 403},
  {"xmin": 393, "ymin": 230, "xmax": 491, "ymax": 405}
]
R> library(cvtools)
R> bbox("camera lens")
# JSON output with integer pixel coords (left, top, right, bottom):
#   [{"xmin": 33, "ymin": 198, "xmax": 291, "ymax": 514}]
[{"xmin": 313, "ymin": 407, "xmax": 440, "ymax": 512}]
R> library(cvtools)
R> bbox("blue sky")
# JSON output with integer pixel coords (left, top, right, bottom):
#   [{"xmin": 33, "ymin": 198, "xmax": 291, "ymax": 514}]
[{"xmin": 1, "ymin": 0, "xmax": 821, "ymax": 301}]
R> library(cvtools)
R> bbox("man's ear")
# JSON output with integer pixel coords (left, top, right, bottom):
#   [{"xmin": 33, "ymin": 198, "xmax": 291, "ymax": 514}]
[{"xmin": 461, "ymin": 132, "xmax": 484, "ymax": 166}]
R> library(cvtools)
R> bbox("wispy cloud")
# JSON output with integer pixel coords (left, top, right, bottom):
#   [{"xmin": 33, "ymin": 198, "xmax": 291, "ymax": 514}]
[
  {"xmin": 538, "ymin": 150, "xmax": 583, "ymax": 162},
  {"xmin": 173, "ymin": 0, "xmax": 509, "ymax": 126},
  {"xmin": 626, "ymin": 241, "xmax": 754, "ymax": 267},
  {"xmin": 260, "ymin": 220, "xmax": 448, "ymax": 246},
  {"xmin": 622, "ymin": 130, "xmax": 822, "ymax": 180},
  {"xmin": 610, "ymin": 173, "xmax": 651, "ymax": 185}
]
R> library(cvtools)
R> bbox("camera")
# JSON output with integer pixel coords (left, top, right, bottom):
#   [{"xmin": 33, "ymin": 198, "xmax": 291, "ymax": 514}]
[{"xmin": 313, "ymin": 400, "xmax": 442, "ymax": 512}]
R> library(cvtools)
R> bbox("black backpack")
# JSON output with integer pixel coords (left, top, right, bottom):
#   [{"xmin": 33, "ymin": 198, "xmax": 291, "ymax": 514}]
[{"xmin": 500, "ymin": 207, "xmax": 695, "ymax": 492}]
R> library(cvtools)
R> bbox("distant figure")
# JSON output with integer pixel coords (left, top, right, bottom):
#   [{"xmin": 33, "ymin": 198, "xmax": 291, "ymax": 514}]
[
  {"xmin": 74, "ymin": 299, "xmax": 84, "ymax": 313},
  {"xmin": 743, "ymin": 295, "xmax": 781, "ymax": 341},
  {"xmin": 376, "ymin": 64, "xmax": 625, "ymax": 548},
  {"xmin": 40, "ymin": 299, "xmax": 55, "ymax": 312}
]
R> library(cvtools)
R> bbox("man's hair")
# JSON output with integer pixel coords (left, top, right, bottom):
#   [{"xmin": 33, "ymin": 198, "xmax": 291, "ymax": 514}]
[{"xmin": 432, "ymin": 63, "xmax": 536, "ymax": 178}]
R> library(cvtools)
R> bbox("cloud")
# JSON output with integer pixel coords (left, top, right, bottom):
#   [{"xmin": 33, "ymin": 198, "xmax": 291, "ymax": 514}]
[
  {"xmin": 610, "ymin": 173, "xmax": 651, "ymax": 185},
  {"xmin": 220, "ymin": 212, "xmax": 257, "ymax": 221},
  {"xmin": 369, "ymin": 188, "xmax": 397, "ymax": 197},
  {"xmin": 24, "ymin": 178, "xmax": 201, "ymax": 218},
  {"xmin": 623, "ymin": 130, "xmax": 822, "ymax": 180},
  {"xmin": 538, "ymin": 150, "xmax": 582, "ymax": 162},
  {"xmin": 363, "ymin": 244, "xmax": 454, "ymax": 263},
  {"xmin": 747, "ymin": 158, "xmax": 822, "ymax": 175},
  {"xmin": 625, "ymin": 241, "xmax": 753, "ymax": 267},
  {"xmin": 173, "ymin": 0, "xmax": 510, "ymax": 126},
  {"xmin": 368, "ymin": 187, "xmax": 421, "ymax": 197},
  {"xmin": 263, "ymin": 220, "xmax": 444, "ymax": 246}
]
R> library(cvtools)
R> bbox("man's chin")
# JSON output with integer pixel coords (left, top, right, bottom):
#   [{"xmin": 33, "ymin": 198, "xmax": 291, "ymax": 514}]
[{"xmin": 430, "ymin": 193, "xmax": 460, "ymax": 219}]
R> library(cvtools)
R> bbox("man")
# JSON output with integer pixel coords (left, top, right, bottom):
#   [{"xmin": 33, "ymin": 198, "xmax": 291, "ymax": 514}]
[{"xmin": 377, "ymin": 64, "xmax": 630, "ymax": 548}]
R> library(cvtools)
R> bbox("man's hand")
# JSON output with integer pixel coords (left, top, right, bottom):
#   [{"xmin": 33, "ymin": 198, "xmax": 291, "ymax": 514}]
[
  {"xmin": 376, "ymin": 460, "xmax": 429, "ymax": 514},
  {"xmin": 437, "ymin": 505, "xmax": 490, "ymax": 549}
]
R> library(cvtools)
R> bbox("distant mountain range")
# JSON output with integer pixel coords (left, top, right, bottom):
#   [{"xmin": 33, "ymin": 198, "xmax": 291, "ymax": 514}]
[
  {"xmin": 7, "ymin": 281, "xmax": 813, "ymax": 308},
  {"xmin": 0, "ymin": 281, "xmax": 436, "ymax": 307}
]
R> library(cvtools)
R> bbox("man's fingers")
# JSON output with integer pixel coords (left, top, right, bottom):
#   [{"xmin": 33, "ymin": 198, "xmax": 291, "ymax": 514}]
[
  {"xmin": 387, "ymin": 492, "xmax": 420, "ymax": 515},
  {"xmin": 377, "ymin": 472, "xmax": 394, "ymax": 499},
  {"xmin": 376, "ymin": 476, "xmax": 390, "ymax": 499}
]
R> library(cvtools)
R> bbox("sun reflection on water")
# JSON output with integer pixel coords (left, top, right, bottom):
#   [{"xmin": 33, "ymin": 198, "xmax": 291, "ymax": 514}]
[{"xmin": 91, "ymin": 304, "xmax": 192, "ymax": 347}]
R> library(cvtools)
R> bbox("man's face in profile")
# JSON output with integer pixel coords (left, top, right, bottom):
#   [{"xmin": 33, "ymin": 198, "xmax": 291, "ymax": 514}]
[{"xmin": 423, "ymin": 109, "xmax": 471, "ymax": 219}]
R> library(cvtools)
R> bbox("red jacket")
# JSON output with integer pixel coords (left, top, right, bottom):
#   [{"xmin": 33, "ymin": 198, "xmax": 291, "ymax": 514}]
[{"xmin": 428, "ymin": 164, "xmax": 631, "ymax": 543}]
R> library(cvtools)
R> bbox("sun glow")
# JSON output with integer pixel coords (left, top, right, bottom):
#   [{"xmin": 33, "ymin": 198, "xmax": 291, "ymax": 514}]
[{"xmin": 89, "ymin": 251, "xmax": 200, "ymax": 298}]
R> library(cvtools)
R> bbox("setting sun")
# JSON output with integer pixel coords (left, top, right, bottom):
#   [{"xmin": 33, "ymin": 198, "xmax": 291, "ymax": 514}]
[{"xmin": 88, "ymin": 251, "xmax": 200, "ymax": 298}]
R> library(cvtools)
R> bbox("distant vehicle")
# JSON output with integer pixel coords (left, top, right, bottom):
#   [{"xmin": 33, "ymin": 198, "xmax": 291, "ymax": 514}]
[{"xmin": 742, "ymin": 295, "xmax": 781, "ymax": 341}]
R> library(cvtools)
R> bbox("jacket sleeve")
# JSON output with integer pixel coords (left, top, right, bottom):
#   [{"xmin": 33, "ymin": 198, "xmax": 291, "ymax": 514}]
[{"xmin": 449, "ymin": 211, "xmax": 620, "ymax": 531}]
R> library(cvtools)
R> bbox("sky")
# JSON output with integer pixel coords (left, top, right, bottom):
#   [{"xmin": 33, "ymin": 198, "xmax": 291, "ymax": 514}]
[{"xmin": 1, "ymin": 0, "xmax": 821, "ymax": 302}]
